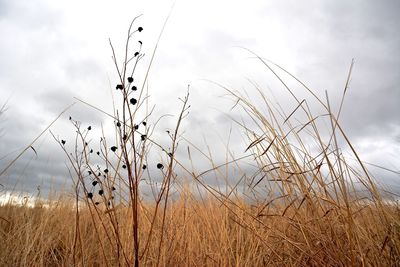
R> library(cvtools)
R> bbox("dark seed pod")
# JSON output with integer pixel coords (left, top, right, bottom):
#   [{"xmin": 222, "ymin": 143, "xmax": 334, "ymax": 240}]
[
  {"xmin": 61, "ymin": 140, "xmax": 66, "ymax": 145},
  {"xmin": 116, "ymin": 121, "xmax": 121, "ymax": 127},
  {"xmin": 97, "ymin": 151, "xmax": 100, "ymax": 155},
  {"xmin": 69, "ymin": 116, "xmax": 72, "ymax": 120},
  {"xmin": 112, "ymin": 186, "xmax": 116, "ymax": 191},
  {"xmin": 95, "ymin": 202, "xmax": 100, "ymax": 205},
  {"xmin": 122, "ymin": 164, "xmax": 126, "ymax": 169},
  {"xmin": 92, "ymin": 181, "xmax": 98, "ymax": 186},
  {"xmin": 104, "ymin": 169, "xmax": 108, "ymax": 174},
  {"xmin": 157, "ymin": 163, "xmax": 164, "ymax": 169},
  {"xmin": 138, "ymin": 27, "xmax": 143, "ymax": 32},
  {"xmin": 87, "ymin": 192, "xmax": 93, "ymax": 199},
  {"xmin": 130, "ymin": 98, "xmax": 137, "ymax": 105},
  {"xmin": 142, "ymin": 164, "xmax": 147, "ymax": 170},
  {"xmin": 111, "ymin": 146, "xmax": 117, "ymax": 152},
  {"xmin": 132, "ymin": 86, "xmax": 137, "ymax": 91},
  {"xmin": 142, "ymin": 121, "xmax": 147, "ymax": 126},
  {"xmin": 99, "ymin": 190, "xmax": 104, "ymax": 195},
  {"xmin": 90, "ymin": 149, "xmax": 93, "ymax": 153},
  {"xmin": 87, "ymin": 126, "xmax": 91, "ymax": 130},
  {"xmin": 127, "ymin": 77, "xmax": 134, "ymax": 83},
  {"xmin": 134, "ymin": 124, "xmax": 139, "ymax": 130},
  {"xmin": 134, "ymin": 52, "xmax": 139, "ymax": 57},
  {"xmin": 108, "ymin": 201, "xmax": 111, "ymax": 206},
  {"xmin": 116, "ymin": 84, "xmax": 123, "ymax": 90},
  {"xmin": 88, "ymin": 171, "xmax": 92, "ymax": 175},
  {"xmin": 122, "ymin": 134, "xmax": 127, "ymax": 140},
  {"xmin": 138, "ymin": 40, "xmax": 142, "ymax": 45},
  {"xmin": 141, "ymin": 135, "xmax": 146, "ymax": 141}
]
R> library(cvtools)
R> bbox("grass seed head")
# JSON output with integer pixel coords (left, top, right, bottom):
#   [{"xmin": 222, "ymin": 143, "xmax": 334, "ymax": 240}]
[
  {"xmin": 157, "ymin": 163, "xmax": 164, "ymax": 169},
  {"xmin": 130, "ymin": 98, "xmax": 137, "ymax": 105}
]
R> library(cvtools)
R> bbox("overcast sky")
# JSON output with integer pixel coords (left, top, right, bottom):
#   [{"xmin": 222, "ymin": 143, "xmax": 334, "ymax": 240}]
[{"xmin": 0, "ymin": 0, "xmax": 399, "ymax": 196}]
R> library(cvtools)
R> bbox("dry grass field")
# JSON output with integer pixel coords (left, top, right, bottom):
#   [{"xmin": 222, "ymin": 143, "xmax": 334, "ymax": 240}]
[
  {"xmin": 1, "ymin": 190, "xmax": 399, "ymax": 266},
  {"xmin": 1, "ymin": 19, "xmax": 399, "ymax": 266}
]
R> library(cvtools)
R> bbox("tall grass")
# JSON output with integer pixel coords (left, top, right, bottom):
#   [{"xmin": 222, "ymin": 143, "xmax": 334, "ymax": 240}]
[{"xmin": 1, "ymin": 19, "xmax": 399, "ymax": 266}]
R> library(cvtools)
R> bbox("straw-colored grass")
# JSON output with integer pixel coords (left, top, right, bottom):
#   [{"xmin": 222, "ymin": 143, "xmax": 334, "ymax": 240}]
[
  {"xmin": 0, "ymin": 193, "xmax": 399, "ymax": 266},
  {"xmin": 1, "ymin": 18, "xmax": 399, "ymax": 266}
]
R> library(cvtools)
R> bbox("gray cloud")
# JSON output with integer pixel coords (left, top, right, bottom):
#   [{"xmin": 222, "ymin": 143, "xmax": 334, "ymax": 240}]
[
  {"xmin": 0, "ymin": 0, "xmax": 399, "ymax": 196},
  {"xmin": 253, "ymin": 1, "xmax": 400, "ymax": 147}
]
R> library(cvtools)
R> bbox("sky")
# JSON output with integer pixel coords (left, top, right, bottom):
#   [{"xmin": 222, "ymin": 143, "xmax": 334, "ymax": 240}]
[{"xmin": 0, "ymin": 0, "xmax": 399, "ymax": 197}]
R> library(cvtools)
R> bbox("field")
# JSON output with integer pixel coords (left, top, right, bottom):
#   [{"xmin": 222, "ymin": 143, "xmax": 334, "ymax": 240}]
[
  {"xmin": 1, "ymin": 193, "xmax": 399, "ymax": 266},
  {"xmin": 1, "ymin": 20, "xmax": 399, "ymax": 266}
]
